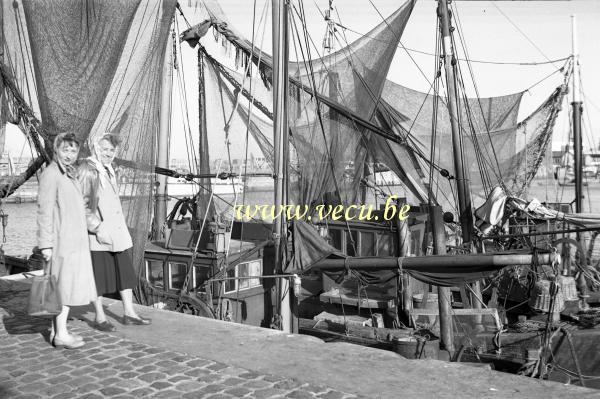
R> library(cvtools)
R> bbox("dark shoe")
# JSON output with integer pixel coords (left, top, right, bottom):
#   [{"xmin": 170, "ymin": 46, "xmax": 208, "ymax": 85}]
[
  {"xmin": 122, "ymin": 315, "xmax": 152, "ymax": 325},
  {"xmin": 52, "ymin": 336, "xmax": 85, "ymax": 350},
  {"xmin": 93, "ymin": 320, "xmax": 116, "ymax": 332}
]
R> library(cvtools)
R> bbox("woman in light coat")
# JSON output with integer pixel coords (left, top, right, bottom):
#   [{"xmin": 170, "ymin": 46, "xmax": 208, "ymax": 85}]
[
  {"xmin": 78, "ymin": 133, "xmax": 150, "ymax": 331},
  {"xmin": 37, "ymin": 133, "xmax": 97, "ymax": 349}
]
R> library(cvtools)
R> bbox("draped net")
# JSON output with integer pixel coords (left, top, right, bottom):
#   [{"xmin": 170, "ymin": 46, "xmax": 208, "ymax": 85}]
[
  {"xmin": 186, "ymin": 0, "xmax": 415, "ymax": 210},
  {"xmin": 2, "ymin": 1, "xmax": 177, "ymax": 284}
]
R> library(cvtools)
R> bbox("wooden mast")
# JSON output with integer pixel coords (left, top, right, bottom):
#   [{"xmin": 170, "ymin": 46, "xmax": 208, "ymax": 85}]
[
  {"xmin": 571, "ymin": 14, "xmax": 583, "ymax": 214},
  {"xmin": 437, "ymin": 0, "xmax": 483, "ymax": 313},
  {"xmin": 154, "ymin": 23, "xmax": 174, "ymax": 239},
  {"xmin": 272, "ymin": 0, "xmax": 292, "ymax": 333}
]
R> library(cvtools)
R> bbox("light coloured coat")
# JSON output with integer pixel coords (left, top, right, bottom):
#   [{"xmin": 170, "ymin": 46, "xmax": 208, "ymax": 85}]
[
  {"xmin": 78, "ymin": 159, "xmax": 133, "ymax": 252},
  {"xmin": 37, "ymin": 162, "xmax": 97, "ymax": 306}
]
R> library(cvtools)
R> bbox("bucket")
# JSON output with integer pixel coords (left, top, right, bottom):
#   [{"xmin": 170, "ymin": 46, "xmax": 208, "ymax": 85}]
[
  {"xmin": 392, "ymin": 336, "xmax": 439, "ymax": 359},
  {"xmin": 413, "ymin": 293, "xmax": 438, "ymax": 309}
]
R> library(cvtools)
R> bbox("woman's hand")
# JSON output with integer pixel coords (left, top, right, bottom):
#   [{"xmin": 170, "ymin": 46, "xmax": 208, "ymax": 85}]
[
  {"xmin": 96, "ymin": 225, "xmax": 113, "ymax": 245},
  {"xmin": 41, "ymin": 248, "xmax": 52, "ymax": 262}
]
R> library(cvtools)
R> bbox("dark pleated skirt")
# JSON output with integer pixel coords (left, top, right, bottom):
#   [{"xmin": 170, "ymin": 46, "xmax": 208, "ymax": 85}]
[{"xmin": 91, "ymin": 249, "xmax": 137, "ymax": 296}]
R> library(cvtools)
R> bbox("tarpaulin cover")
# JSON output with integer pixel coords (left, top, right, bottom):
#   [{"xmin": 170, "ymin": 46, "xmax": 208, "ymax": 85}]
[{"xmin": 288, "ymin": 221, "xmax": 510, "ymax": 287}]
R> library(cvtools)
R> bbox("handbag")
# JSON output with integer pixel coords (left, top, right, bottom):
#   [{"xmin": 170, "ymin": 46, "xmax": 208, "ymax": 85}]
[{"xmin": 27, "ymin": 259, "xmax": 62, "ymax": 317}]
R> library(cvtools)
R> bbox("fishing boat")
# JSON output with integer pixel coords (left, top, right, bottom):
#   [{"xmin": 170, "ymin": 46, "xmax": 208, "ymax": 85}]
[{"xmin": 2, "ymin": 0, "xmax": 600, "ymax": 388}]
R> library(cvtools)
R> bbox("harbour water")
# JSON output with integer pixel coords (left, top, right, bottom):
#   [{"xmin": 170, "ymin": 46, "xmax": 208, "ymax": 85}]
[{"xmin": 3, "ymin": 179, "xmax": 599, "ymax": 257}]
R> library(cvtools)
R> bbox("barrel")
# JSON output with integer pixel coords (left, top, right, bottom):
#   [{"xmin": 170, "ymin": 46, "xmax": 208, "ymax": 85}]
[{"xmin": 392, "ymin": 336, "xmax": 439, "ymax": 359}]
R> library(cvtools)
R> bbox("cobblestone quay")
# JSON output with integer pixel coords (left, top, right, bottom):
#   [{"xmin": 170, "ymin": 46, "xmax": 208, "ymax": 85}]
[
  {"xmin": 0, "ymin": 278, "xmax": 359, "ymax": 399},
  {"xmin": 1, "ymin": 276, "xmax": 598, "ymax": 399}
]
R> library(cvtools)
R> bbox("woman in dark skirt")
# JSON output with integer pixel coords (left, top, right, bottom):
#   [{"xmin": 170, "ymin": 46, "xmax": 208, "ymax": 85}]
[{"xmin": 78, "ymin": 133, "xmax": 151, "ymax": 331}]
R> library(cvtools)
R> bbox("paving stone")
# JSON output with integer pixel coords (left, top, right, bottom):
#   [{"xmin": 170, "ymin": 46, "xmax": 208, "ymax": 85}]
[
  {"xmin": 19, "ymin": 381, "xmax": 52, "ymax": 393},
  {"xmin": 89, "ymin": 354, "xmax": 112, "ymax": 361},
  {"xmin": 238, "ymin": 371, "xmax": 261, "ymax": 380},
  {"xmin": 186, "ymin": 359, "xmax": 213, "ymax": 368},
  {"xmin": 274, "ymin": 379, "xmax": 303, "ymax": 390},
  {"xmin": 70, "ymin": 367, "xmax": 98, "ymax": 377},
  {"xmin": 27, "ymin": 363, "xmax": 49, "ymax": 372},
  {"xmin": 317, "ymin": 392, "xmax": 346, "ymax": 399},
  {"xmin": 144, "ymin": 348, "xmax": 166, "ymax": 355},
  {"xmin": 92, "ymin": 369, "xmax": 118, "ymax": 379},
  {"xmin": 101, "ymin": 377, "xmax": 123, "ymax": 386},
  {"xmin": 129, "ymin": 388, "xmax": 156, "ymax": 397},
  {"xmin": 99, "ymin": 386, "xmax": 127, "ymax": 396},
  {"xmin": 156, "ymin": 359, "xmax": 178, "ymax": 369},
  {"xmin": 47, "ymin": 365, "xmax": 74, "ymax": 375},
  {"xmin": 119, "ymin": 371, "xmax": 140, "ymax": 379},
  {"xmin": 174, "ymin": 380, "xmax": 208, "ymax": 393},
  {"xmin": 112, "ymin": 363, "xmax": 135, "ymax": 372},
  {"xmin": 19, "ymin": 373, "xmax": 46, "ymax": 383},
  {"xmin": 206, "ymin": 362, "xmax": 228, "ymax": 372},
  {"xmin": 10, "ymin": 394, "xmax": 42, "ymax": 399},
  {"xmin": 221, "ymin": 377, "xmax": 245, "ymax": 387},
  {"xmin": 286, "ymin": 390, "xmax": 316, "ymax": 399},
  {"xmin": 90, "ymin": 361, "xmax": 112, "ymax": 370},
  {"xmin": 151, "ymin": 381, "xmax": 174, "ymax": 390},
  {"xmin": 242, "ymin": 379, "xmax": 273, "ymax": 389},
  {"xmin": 77, "ymin": 393, "xmax": 103, "ymax": 399},
  {"xmin": 51, "ymin": 392, "xmax": 79, "ymax": 399},
  {"xmin": 152, "ymin": 389, "xmax": 183, "ymax": 399},
  {"xmin": 112, "ymin": 378, "xmax": 146, "ymax": 391},
  {"xmin": 158, "ymin": 365, "xmax": 188, "ymax": 376},
  {"xmin": 184, "ymin": 368, "xmax": 212, "ymax": 378},
  {"xmin": 131, "ymin": 356, "xmax": 157, "ymax": 367},
  {"xmin": 126, "ymin": 351, "xmax": 147, "ymax": 359},
  {"xmin": 251, "ymin": 388, "xmax": 288, "ymax": 399},
  {"xmin": 224, "ymin": 386, "xmax": 253, "ymax": 397},
  {"xmin": 169, "ymin": 375, "xmax": 191, "ymax": 383},
  {"xmin": 197, "ymin": 374, "xmax": 223, "ymax": 384},
  {"xmin": 38, "ymin": 383, "xmax": 72, "ymax": 397},
  {"xmin": 182, "ymin": 392, "xmax": 207, "ymax": 399},
  {"xmin": 137, "ymin": 365, "xmax": 158, "ymax": 373},
  {"xmin": 263, "ymin": 374, "xmax": 286, "ymax": 383},
  {"xmin": 300, "ymin": 384, "xmax": 329, "ymax": 395},
  {"xmin": 9, "ymin": 369, "xmax": 27, "ymax": 378},
  {"xmin": 201, "ymin": 384, "xmax": 226, "ymax": 394},
  {"xmin": 139, "ymin": 372, "xmax": 168, "ymax": 383},
  {"xmin": 72, "ymin": 382, "xmax": 103, "ymax": 394}
]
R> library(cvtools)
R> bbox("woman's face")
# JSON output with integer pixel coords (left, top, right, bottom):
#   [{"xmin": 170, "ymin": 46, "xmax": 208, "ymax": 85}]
[
  {"xmin": 97, "ymin": 139, "xmax": 117, "ymax": 165},
  {"xmin": 56, "ymin": 142, "xmax": 79, "ymax": 166}
]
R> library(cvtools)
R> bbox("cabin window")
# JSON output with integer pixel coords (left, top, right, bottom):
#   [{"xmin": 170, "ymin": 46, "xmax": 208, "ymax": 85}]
[
  {"xmin": 360, "ymin": 232, "xmax": 376, "ymax": 256},
  {"xmin": 329, "ymin": 229, "xmax": 342, "ymax": 250},
  {"xmin": 146, "ymin": 260, "xmax": 164, "ymax": 288},
  {"xmin": 224, "ymin": 260, "xmax": 262, "ymax": 293},
  {"xmin": 192, "ymin": 265, "xmax": 211, "ymax": 290},
  {"xmin": 377, "ymin": 233, "xmax": 392, "ymax": 256},
  {"xmin": 168, "ymin": 262, "xmax": 188, "ymax": 290}
]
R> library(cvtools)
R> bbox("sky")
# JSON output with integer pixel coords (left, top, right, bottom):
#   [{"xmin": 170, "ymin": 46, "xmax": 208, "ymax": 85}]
[{"xmin": 4, "ymin": 0, "xmax": 600, "ymax": 159}]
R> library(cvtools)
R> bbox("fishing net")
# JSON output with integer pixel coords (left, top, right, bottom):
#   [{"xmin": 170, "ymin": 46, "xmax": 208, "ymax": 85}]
[
  {"xmin": 184, "ymin": 0, "xmax": 415, "ymax": 210},
  {"xmin": 378, "ymin": 81, "xmax": 566, "ymax": 211},
  {"xmin": 3, "ymin": 1, "xmax": 177, "ymax": 284},
  {"xmin": 379, "ymin": 80, "xmax": 524, "ymax": 211}
]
